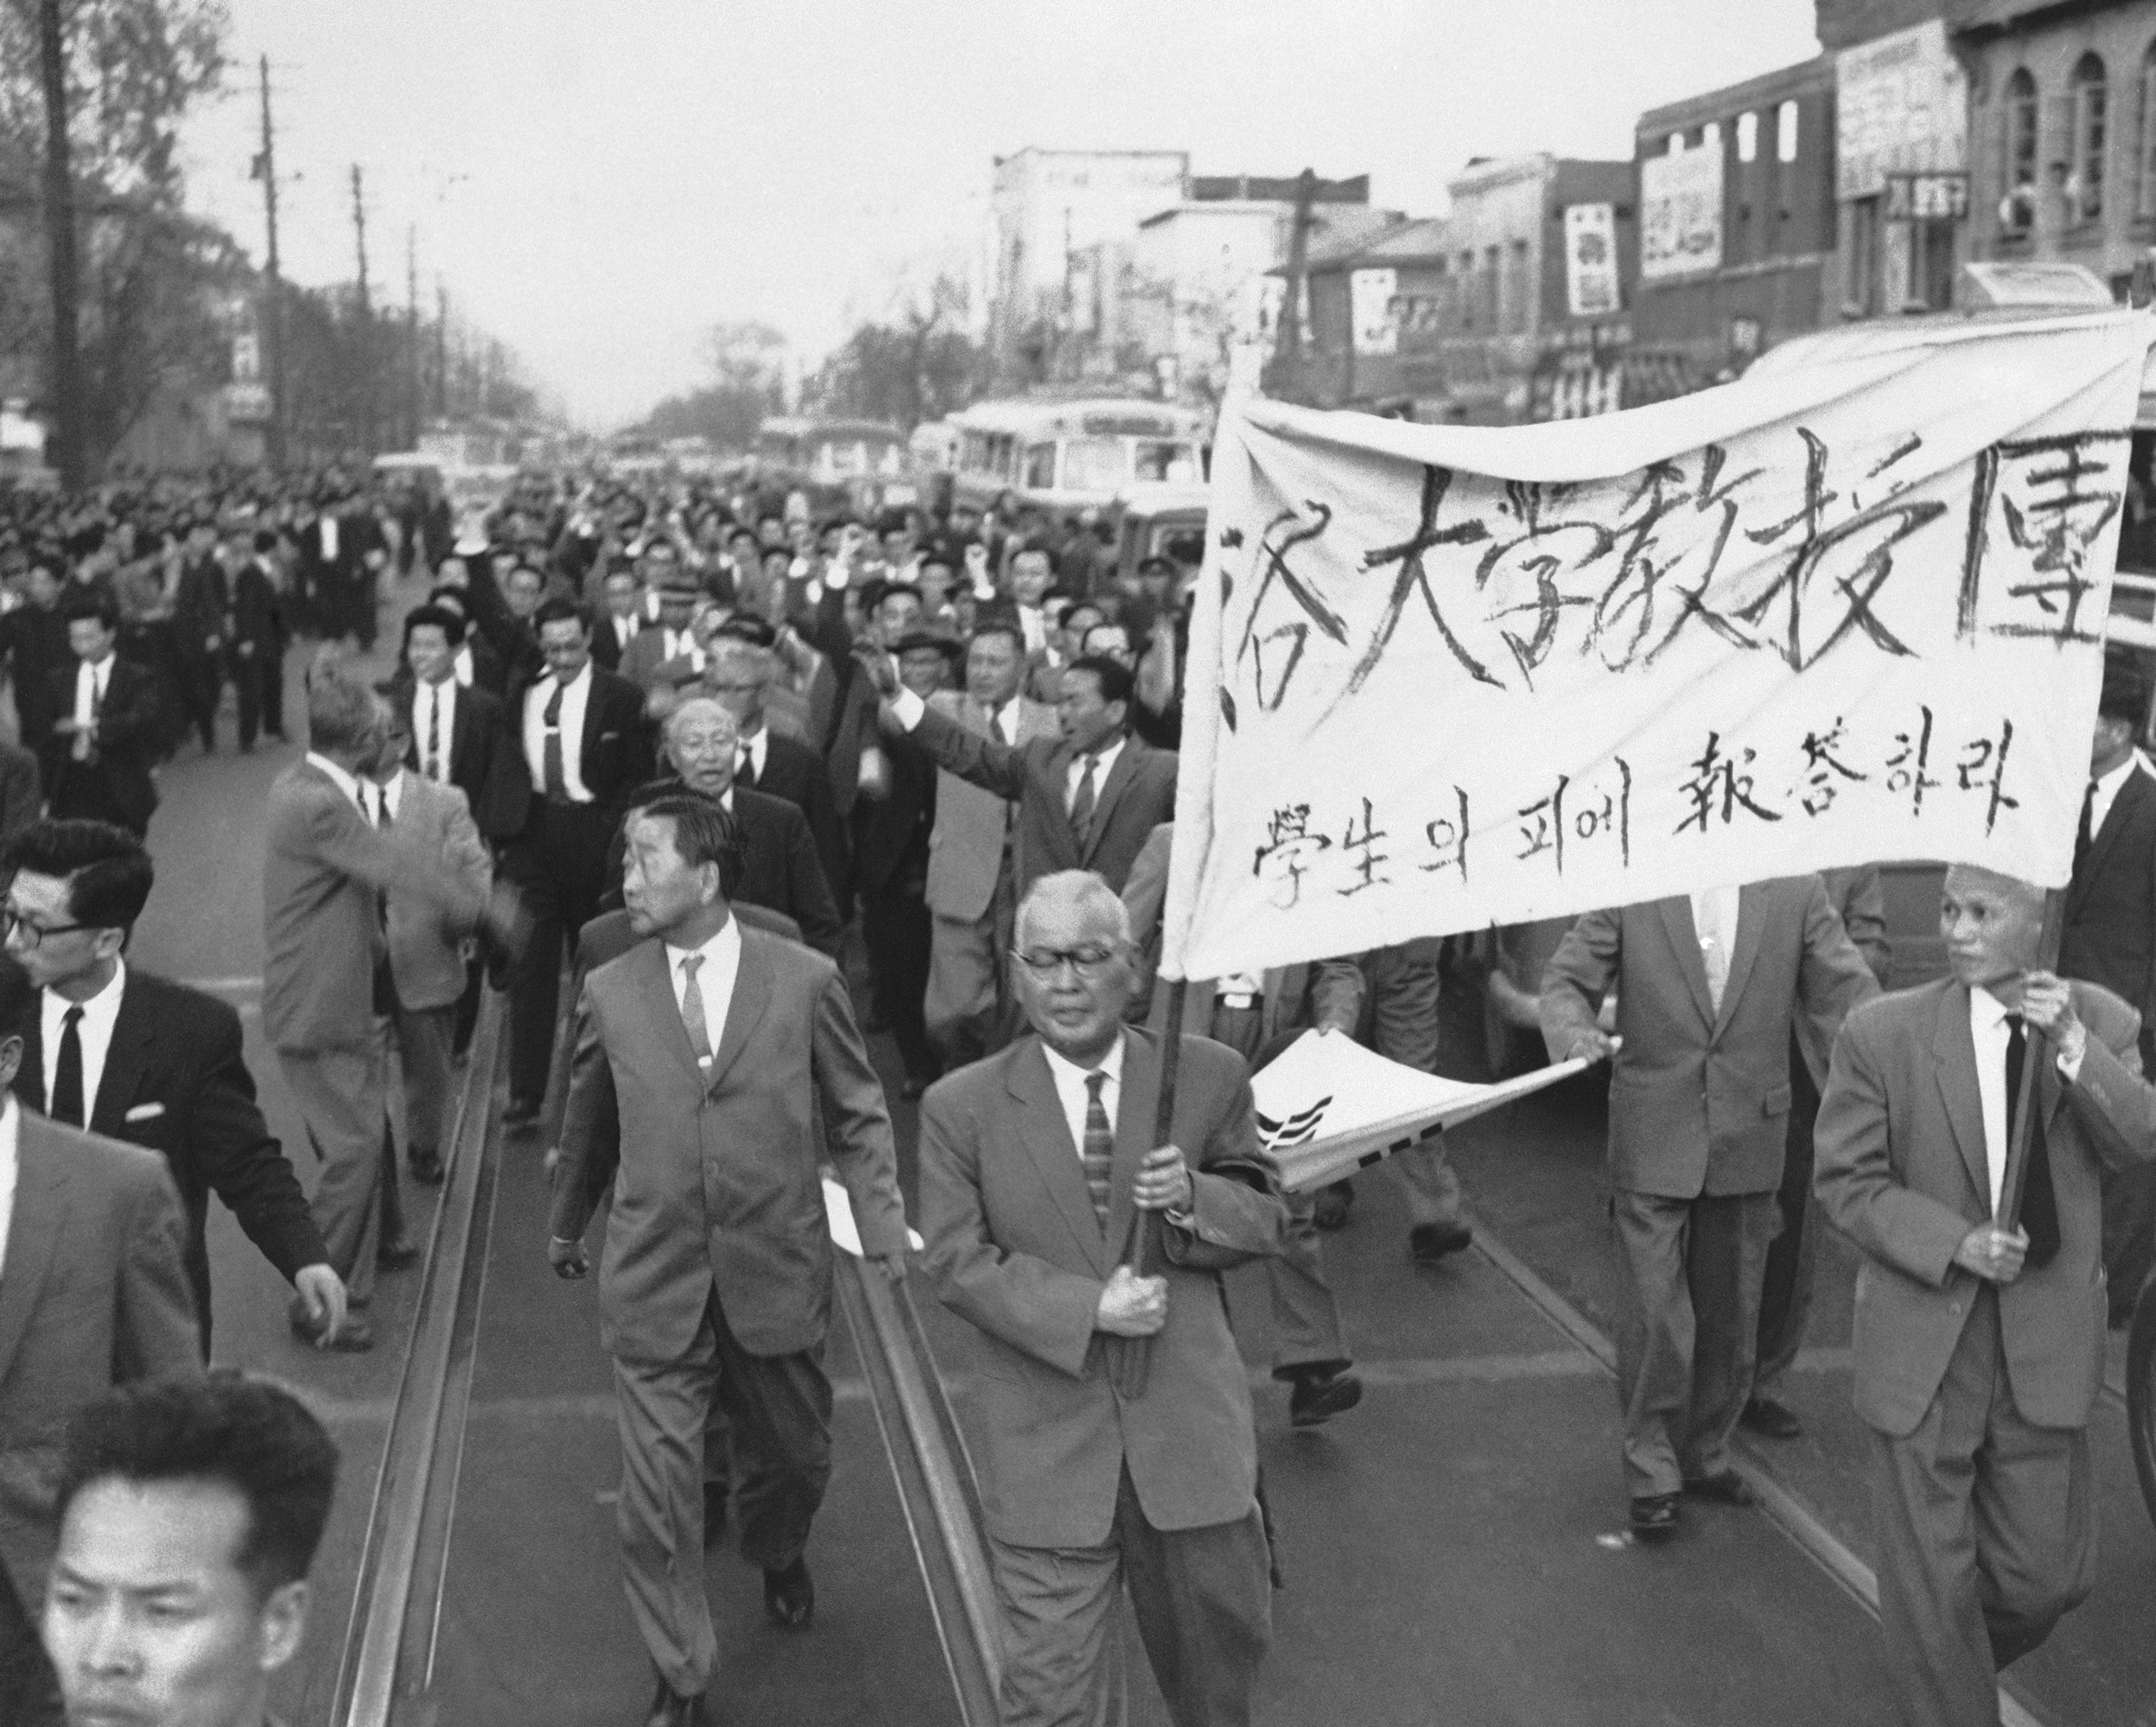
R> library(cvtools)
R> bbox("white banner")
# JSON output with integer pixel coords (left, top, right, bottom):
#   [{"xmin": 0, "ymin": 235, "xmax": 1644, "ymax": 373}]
[{"xmin": 1159, "ymin": 312, "xmax": 2155, "ymax": 982}]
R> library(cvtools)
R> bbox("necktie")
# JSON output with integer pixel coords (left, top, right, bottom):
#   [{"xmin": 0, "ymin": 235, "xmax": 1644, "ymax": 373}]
[
  {"xmin": 50, "ymin": 1004, "xmax": 84, "ymax": 1127},
  {"xmin": 1069, "ymin": 753, "xmax": 1099, "ymax": 846},
  {"xmin": 736, "ymin": 743, "xmax": 757, "ymax": 789},
  {"xmin": 2074, "ymin": 780, "xmax": 2096, "ymax": 875},
  {"xmin": 2002, "ymin": 1015, "xmax": 2061, "ymax": 1268},
  {"xmin": 680, "ymin": 953, "xmax": 713, "ymax": 1067},
  {"xmin": 425, "ymin": 688, "xmax": 443, "ymax": 782},
  {"xmin": 542, "ymin": 679, "xmax": 567, "ymax": 799},
  {"xmin": 1082, "ymin": 1070, "xmax": 1114, "ymax": 1228}
]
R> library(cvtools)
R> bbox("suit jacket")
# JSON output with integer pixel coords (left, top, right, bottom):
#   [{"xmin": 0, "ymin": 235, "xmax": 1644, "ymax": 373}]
[
  {"xmin": 0, "ymin": 604, "xmax": 71, "ymax": 743},
  {"xmin": 173, "ymin": 556, "xmax": 229, "ymax": 651},
  {"xmin": 263, "ymin": 760, "xmax": 490, "ymax": 1054},
  {"xmin": 484, "ymin": 664, "xmax": 650, "ymax": 842},
  {"xmin": 0, "ymin": 743, "xmax": 38, "ymax": 852},
  {"xmin": 2062, "ymin": 761, "xmax": 2156, "ymax": 1067},
  {"xmin": 920, "ymin": 1029, "xmax": 1287, "ymax": 1547},
  {"xmin": 616, "ymin": 628, "xmax": 702, "ymax": 693},
  {"xmin": 550, "ymin": 928, "xmax": 907, "ymax": 1361},
  {"xmin": 601, "ymin": 782, "xmax": 844, "ymax": 957},
  {"xmin": 231, "ymin": 559, "xmax": 284, "ymax": 648},
  {"xmin": 923, "ymin": 691, "xmax": 1057, "ymax": 922},
  {"xmin": 905, "ymin": 707, "xmax": 1175, "ymax": 899},
  {"xmin": 0, "ymin": 1111, "xmax": 201, "ymax": 1605},
  {"xmin": 591, "ymin": 612, "xmax": 641, "ymax": 673},
  {"xmin": 853, "ymin": 723, "xmax": 936, "ymax": 901},
  {"xmin": 399, "ymin": 678, "xmax": 504, "ymax": 831},
  {"xmin": 383, "ymin": 774, "xmax": 493, "ymax": 1009},
  {"xmin": 743, "ymin": 728, "xmax": 848, "ymax": 902},
  {"xmin": 1540, "ymin": 876, "xmax": 1879, "ymax": 1198},
  {"xmin": 41, "ymin": 657, "xmax": 161, "ymax": 833},
  {"xmin": 11, "ymin": 968, "xmax": 327, "ymax": 1338},
  {"xmin": 1815, "ymin": 977, "xmax": 2156, "ymax": 1436}
]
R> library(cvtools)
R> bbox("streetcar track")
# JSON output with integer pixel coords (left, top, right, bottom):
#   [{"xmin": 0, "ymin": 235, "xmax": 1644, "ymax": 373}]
[{"xmin": 1461, "ymin": 1208, "xmax": 2052, "ymax": 1727}]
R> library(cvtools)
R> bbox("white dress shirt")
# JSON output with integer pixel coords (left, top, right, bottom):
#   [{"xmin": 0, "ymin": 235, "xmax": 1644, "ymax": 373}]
[
  {"xmin": 1017, "ymin": 604, "xmax": 1049, "ymax": 656},
  {"xmin": 305, "ymin": 751, "xmax": 371, "ymax": 817},
  {"xmin": 523, "ymin": 661, "xmax": 595, "ymax": 802},
  {"xmin": 660, "ymin": 628, "xmax": 705, "ymax": 673},
  {"xmin": 611, "ymin": 613, "xmax": 640, "ymax": 651},
  {"xmin": 1041, "ymin": 1030, "xmax": 1125, "ymax": 1159},
  {"xmin": 993, "ymin": 696, "xmax": 1026, "ymax": 744},
  {"xmin": 452, "ymin": 643, "xmax": 476, "ymax": 688},
  {"xmin": 1065, "ymin": 735, "xmax": 1125, "ymax": 815},
  {"xmin": 1690, "ymin": 883, "xmax": 1741, "ymax": 1012},
  {"xmin": 412, "ymin": 679, "xmax": 457, "ymax": 783},
  {"xmin": 73, "ymin": 654, "xmax": 115, "ymax": 728},
  {"xmin": 43, "ymin": 958, "xmax": 127, "ymax": 1125},
  {"xmin": 319, "ymin": 517, "xmax": 339, "ymax": 561},
  {"xmin": 664, "ymin": 915, "xmax": 744, "ymax": 1070},
  {"xmin": 0, "ymin": 1099, "xmax": 21, "ymax": 1285},
  {"xmin": 2087, "ymin": 752, "xmax": 2146, "ymax": 842},
  {"xmin": 1970, "ymin": 986, "xmax": 2084, "ymax": 1216}
]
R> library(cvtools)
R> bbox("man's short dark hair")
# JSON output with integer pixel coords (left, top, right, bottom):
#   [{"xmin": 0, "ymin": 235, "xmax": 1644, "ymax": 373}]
[
  {"xmin": 503, "ymin": 561, "xmax": 547, "ymax": 589},
  {"xmin": 426, "ymin": 584, "xmax": 470, "ymax": 616},
  {"xmin": 714, "ymin": 614, "xmax": 777, "ymax": 649},
  {"xmin": 402, "ymin": 604, "xmax": 465, "ymax": 648},
  {"xmin": 61, "ymin": 591, "xmax": 117, "ymax": 632},
  {"xmin": 532, "ymin": 596, "xmax": 588, "ymax": 636},
  {"xmin": 631, "ymin": 792, "xmax": 744, "ymax": 894},
  {"xmin": 969, "ymin": 620, "xmax": 1025, "ymax": 658},
  {"xmin": 56, "ymin": 1374, "xmax": 339, "ymax": 1601},
  {"xmin": 1066, "ymin": 654, "xmax": 1134, "ymax": 709},
  {"xmin": 4, "ymin": 820, "xmax": 154, "ymax": 931}
]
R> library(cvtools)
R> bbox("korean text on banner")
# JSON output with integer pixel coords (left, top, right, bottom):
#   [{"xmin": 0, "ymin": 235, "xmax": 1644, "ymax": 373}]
[{"xmin": 1159, "ymin": 312, "xmax": 2156, "ymax": 983}]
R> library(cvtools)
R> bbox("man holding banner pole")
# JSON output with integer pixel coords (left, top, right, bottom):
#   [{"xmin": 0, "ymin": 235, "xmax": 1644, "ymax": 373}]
[
  {"xmin": 1815, "ymin": 864, "xmax": 2156, "ymax": 1727},
  {"xmin": 1540, "ymin": 876, "xmax": 1876, "ymax": 1542}
]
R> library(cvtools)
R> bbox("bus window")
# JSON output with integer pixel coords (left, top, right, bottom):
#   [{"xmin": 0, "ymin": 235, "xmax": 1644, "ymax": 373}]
[
  {"xmin": 1133, "ymin": 440, "xmax": 1197, "ymax": 484},
  {"xmin": 1155, "ymin": 524, "xmax": 1207, "ymax": 568},
  {"xmin": 1062, "ymin": 437, "xmax": 1126, "ymax": 493},
  {"xmin": 1023, "ymin": 444, "xmax": 1059, "ymax": 489}
]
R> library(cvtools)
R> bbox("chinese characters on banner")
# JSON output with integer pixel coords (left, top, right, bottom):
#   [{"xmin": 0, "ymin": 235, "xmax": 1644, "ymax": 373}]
[{"xmin": 1158, "ymin": 312, "xmax": 2156, "ymax": 982}]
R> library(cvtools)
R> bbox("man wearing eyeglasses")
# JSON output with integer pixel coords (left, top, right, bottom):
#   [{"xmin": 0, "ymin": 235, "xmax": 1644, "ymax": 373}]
[
  {"xmin": 919, "ymin": 870, "xmax": 1287, "ymax": 1727},
  {"xmin": 0, "ymin": 819, "xmax": 342, "ymax": 1356}
]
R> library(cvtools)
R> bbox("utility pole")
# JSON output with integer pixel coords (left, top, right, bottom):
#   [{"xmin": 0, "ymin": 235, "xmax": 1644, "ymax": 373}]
[
  {"xmin": 36, "ymin": 0, "xmax": 83, "ymax": 488},
  {"xmin": 1263, "ymin": 168, "xmax": 1318, "ymax": 406},
  {"xmin": 405, "ymin": 223, "xmax": 420, "ymax": 449},
  {"xmin": 253, "ymin": 55, "xmax": 286, "ymax": 468},
  {"xmin": 434, "ymin": 278, "xmax": 449, "ymax": 420},
  {"xmin": 350, "ymin": 164, "xmax": 373, "ymax": 452}
]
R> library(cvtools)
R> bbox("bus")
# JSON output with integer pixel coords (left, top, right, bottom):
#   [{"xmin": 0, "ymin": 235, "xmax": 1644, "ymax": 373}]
[
  {"xmin": 750, "ymin": 416, "xmax": 912, "ymax": 512},
  {"xmin": 948, "ymin": 397, "xmax": 1206, "ymax": 514}
]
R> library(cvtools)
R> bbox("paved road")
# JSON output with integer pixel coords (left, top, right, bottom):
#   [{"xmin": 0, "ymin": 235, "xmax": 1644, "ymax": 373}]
[{"xmin": 135, "ymin": 579, "xmax": 2154, "ymax": 1726}]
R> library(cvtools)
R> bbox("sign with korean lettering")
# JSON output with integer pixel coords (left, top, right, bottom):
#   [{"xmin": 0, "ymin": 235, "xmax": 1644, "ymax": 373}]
[
  {"xmin": 1639, "ymin": 147, "xmax": 1723, "ymax": 281},
  {"xmin": 1158, "ymin": 312, "xmax": 2155, "ymax": 981},
  {"xmin": 1837, "ymin": 20, "xmax": 1968, "ymax": 202},
  {"xmin": 1564, "ymin": 204, "xmax": 1620, "ymax": 318},
  {"xmin": 1350, "ymin": 268, "xmax": 1399, "ymax": 358}
]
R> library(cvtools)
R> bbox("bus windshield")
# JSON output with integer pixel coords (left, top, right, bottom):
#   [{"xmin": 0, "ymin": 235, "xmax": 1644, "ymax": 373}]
[
  {"xmin": 1062, "ymin": 437, "xmax": 1126, "ymax": 494},
  {"xmin": 1132, "ymin": 440, "xmax": 1199, "ymax": 484}
]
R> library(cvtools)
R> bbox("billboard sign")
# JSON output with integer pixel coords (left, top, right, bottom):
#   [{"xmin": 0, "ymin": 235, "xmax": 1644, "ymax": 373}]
[{"xmin": 1640, "ymin": 147, "xmax": 1723, "ymax": 281}]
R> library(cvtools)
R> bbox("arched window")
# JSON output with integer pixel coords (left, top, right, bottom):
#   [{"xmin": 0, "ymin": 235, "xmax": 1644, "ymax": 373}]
[
  {"xmin": 1737, "ymin": 111, "xmax": 1759, "ymax": 163},
  {"xmin": 1776, "ymin": 99, "xmax": 1799, "ymax": 163},
  {"xmin": 2073, "ymin": 53, "xmax": 2108, "ymax": 222},
  {"xmin": 2138, "ymin": 40, "xmax": 2156, "ymax": 218},
  {"xmin": 2002, "ymin": 68, "xmax": 2038, "ymax": 235}
]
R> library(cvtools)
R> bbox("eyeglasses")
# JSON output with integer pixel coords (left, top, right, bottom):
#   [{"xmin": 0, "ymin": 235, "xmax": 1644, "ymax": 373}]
[
  {"xmin": 2, "ymin": 908, "xmax": 97, "ymax": 949},
  {"xmin": 1013, "ymin": 944, "xmax": 1120, "ymax": 979}
]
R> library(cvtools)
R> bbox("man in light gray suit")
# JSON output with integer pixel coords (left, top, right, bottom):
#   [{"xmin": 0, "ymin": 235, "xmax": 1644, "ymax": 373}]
[
  {"xmin": 1541, "ymin": 875, "xmax": 1876, "ymax": 1541},
  {"xmin": 264, "ymin": 666, "xmax": 505, "ymax": 1350},
  {"xmin": 371, "ymin": 697, "xmax": 493, "ymax": 1187},
  {"xmin": 919, "ymin": 622, "xmax": 1056, "ymax": 1067},
  {"xmin": 549, "ymin": 793, "xmax": 906, "ymax": 1727},
  {"xmin": 0, "ymin": 963, "xmax": 201, "ymax": 1727}
]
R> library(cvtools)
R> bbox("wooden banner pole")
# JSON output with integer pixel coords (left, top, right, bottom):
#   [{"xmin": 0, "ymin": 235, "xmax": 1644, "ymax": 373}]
[
  {"xmin": 1109, "ymin": 980, "xmax": 1187, "ymax": 1402},
  {"xmin": 1998, "ymin": 888, "xmax": 2066, "ymax": 1236}
]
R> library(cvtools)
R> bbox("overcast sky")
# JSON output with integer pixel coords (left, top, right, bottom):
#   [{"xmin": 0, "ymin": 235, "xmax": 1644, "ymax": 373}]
[{"xmin": 178, "ymin": 1, "xmax": 1822, "ymax": 429}]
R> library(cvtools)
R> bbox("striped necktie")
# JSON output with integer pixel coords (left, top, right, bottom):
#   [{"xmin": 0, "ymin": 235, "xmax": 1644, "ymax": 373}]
[
  {"xmin": 680, "ymin": 953, "xmax": 713, "ymax": 1069},
  {"xmin": 1082, "ymin": 1071, "xmax": 1113, "ymax": 1228}
]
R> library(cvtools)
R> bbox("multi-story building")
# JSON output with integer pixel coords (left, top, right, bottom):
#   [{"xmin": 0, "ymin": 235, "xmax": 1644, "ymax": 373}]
[{"xmin": 1631, "ymin": 56, "xmax": 1840, "ymax": 388}]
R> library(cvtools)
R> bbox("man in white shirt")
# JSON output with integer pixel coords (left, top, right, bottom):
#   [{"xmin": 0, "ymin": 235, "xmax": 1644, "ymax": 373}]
[{"xmin": 1817, "ymin": 864, "xmax": 2156, "ymax": 1727}]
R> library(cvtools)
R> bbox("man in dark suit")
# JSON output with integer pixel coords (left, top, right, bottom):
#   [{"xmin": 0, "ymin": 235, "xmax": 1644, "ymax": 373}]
[
  {"xmin": 2060, "ymin": 646, "xmax": 2156, "ymax": 1324},
  {"xmin": 42, "ymin": 593, "xmax": 160, "ymax": 839},
  {"xmin": 395, "ymin": 604, "xmax": 503, "ymax": 824},
  {"xmin": 1816, "ymin": 864, "xmax": 2156, "ymax": 1727},
  {"xmin": 602, "ymin": 701, "xmax": 845, "ymax": 958},
  {"xmin": 0, "ymin": 558, "xmax": 73, "ymax": 755},
  {"xmin": 592, "ymin": 564, "xmax": 644, "ymax": 673},
  {"xmin": 229, "ymin": 523, "xmax": 287, "ymax": 751},
  {"xmin": 0, "ymin": 960, "xmax": 202, "ymax": 1727},
  {"xmin": 920, "ymin": 869, "xmax": 1286, "ymax": 1726},
  {"xmin": 879, "ymin": 652, "xmax": 1176, "ymax": 904},
  {"xmin": 550, "ymin": 794, "xmax": 906, "ymax": 1726},
  {"xmin": 704, "ymin": 638, "xmax": 848, "ymax": 903},
  {"xmin": 484, "ymin": 595, "xmax": 650, "ymax": 1120},
  {"xmin": 171, "ymin": 522, "xmax": 230, "ymax": 755},
  {"xmin": 2, "ymin": 819, "xmax": 343, "ymax": 1355},
  {"xmin": 1541, "ymin": 876, "xmax": 1876, "ymax": 1541}
]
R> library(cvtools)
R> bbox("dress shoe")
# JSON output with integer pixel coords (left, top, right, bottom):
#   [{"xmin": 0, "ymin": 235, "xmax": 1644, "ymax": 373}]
[
  {"xmin": 763, "ymin": 1557, "xmax": 814, "ymax": 1629},
  {"xmin": 501, "ymin": 1096, "xmax": 542, "ymax": 1129},
  {"xmin": 1312, "ymin": 1179, "xmax": 1354, "ymax": 1231},
  {"xmin": 643, "ymin": 1674, "xmax": 704, "ymax": 1727},
  {"xmin": 376, "ymin": 1240, "xmax": 421, "ymax": 1272},
  {"xmin": 1285, "ymin": 1365, "xmax": 1364, "ymax": 1428},
  {"xmin": 1682, "ymin": 1469, "xmax": 1756, "ymax": 1506},
  {"xmin": 409, "ymin": 1148, "xmax": 446, "ymax": 1186},
  {"xmin": 1629, "ymin": 1493, "xmax": 1680, "ymax": 1543},
  {"xmin": 1409, "ymin": 1219, "xmax": 1473, "ymax": 1263},
  {"xmin": 1741, "ymin": 1395, "xmax": 1803, "ymax": 1439}
]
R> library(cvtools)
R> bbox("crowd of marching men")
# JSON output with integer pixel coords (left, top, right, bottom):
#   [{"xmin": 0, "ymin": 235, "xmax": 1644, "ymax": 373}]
[{"xmin": 0, "ymin": 458, "xmax": 2151, "ymax": 1726}]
